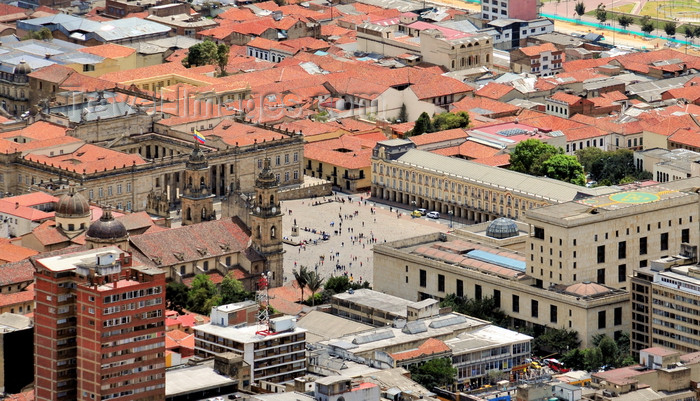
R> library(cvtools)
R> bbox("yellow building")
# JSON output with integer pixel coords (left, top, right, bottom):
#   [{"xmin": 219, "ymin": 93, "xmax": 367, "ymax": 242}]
[
  {"xmin": 303, "ymin": 134, "xmax": 375, "ymax": 192},
  {"xmin": 370, "ymin": 140, "xmax": 613, "ymax": 223},
  {"xmin": 71, "ymin": 43, "xmax": 138, "ymax": 77}
]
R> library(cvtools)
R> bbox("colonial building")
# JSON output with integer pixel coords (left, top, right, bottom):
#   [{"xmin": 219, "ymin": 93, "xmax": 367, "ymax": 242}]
[
  {"xmin": 0, "ymin": 60, "xmax": 30, "ymax": 118},
  {"xmin": 180, "ymin": 144, "xmax": 216, "ymax": 226},
  {"xmin": 370, "ymin": 140, "xmax": 612, "ymax": 224}
]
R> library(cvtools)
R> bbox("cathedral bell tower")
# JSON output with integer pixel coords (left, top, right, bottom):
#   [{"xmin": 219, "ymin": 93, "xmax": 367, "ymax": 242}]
[
  {"xmin": 180, "ymin": 143, "xmax": 216, "ymax": 226},
  {"xmin": 250, "ymin": 158, "xmax": 284, "ymax": 288}
]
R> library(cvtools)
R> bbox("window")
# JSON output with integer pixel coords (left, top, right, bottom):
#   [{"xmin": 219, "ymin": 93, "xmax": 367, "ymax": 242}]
[
  {"xmin": 419, "ymin": 269, "xmax": 426, "ymax": 288},
  {"xmin": 475, "ymin": 284, "xmax": 482, "ymax": 300},
  {"xmin": 534, "ymin": 226, "xmax": 545, "ymax": 239},
  {"xmin": 438, "ymin": 274, "xmax": 445, "ymax": 292},
  {"xmin": 83, "ymin": 64, "xmax": 95, "ymax": 72},
  {"xmin": 598, "ymin": 310, "xmax": 606, "ymax": 329},
  {"xmin": 597, "ymin": 268, "xmax": 605, "ymax": 284},
  {"xmin": 660, "ymin": 232, "xmax": 669, "ymax": 251},
  {"xmin": 618, "ymin": 241, "xmax": 626, "ymax": 259},
  {"xmin": 531, "ymin": 300, "xmax": 539, "ymax": 318},
  {"xmin": 614, "ymin": 307, "xmax": 622, "ymax": 326},
  {"xmin": 494, "ymin": 289, "xmax": 501, "ymax": 308},
  {"xmin": 682, "ymin": 228, "xmax": 690, "ymax": 243},
  {"xmin": 597, "ymin": 245, "xmax": 605, "ymax": 263},
  {"xmin": 640, "ymin": 237, "xmax": 647, "ymax": 255},
  {"xmin": 618, "ymin": 264, "xmax": 626, "ymax": 282},
  {"xmin": 512, "ymin": 295, "xmax": 520, "ymax": 312},
  {"xmin": 550, "ymin": 304, "xmax": 557, "ymax": 323},
  {"xmin": 203, "ymin": 261, "xmax": 209, "ymax": 271},
  {"xmin": 456, "ymin": 279, "xmax": 463, "ymax": 297}
]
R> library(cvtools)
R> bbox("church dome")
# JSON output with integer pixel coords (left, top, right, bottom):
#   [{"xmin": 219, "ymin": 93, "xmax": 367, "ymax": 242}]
[
  {"xmin": 86, "ymin": 207, "xmax": 128, "ymax": 240},
  {"xmin": 56, "ymin": 187, "xmax": 90, "ymax": 218},
  {"xmin": 14, "ymin": 60, "xmax": 31, "ymax": 75},
  {"xmin": 485, "ymin": 217, "xmax": 519, "ymax": 239}
]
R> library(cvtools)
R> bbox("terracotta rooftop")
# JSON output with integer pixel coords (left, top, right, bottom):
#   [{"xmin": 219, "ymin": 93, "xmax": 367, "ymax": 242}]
[
  {"xmin": 409, "ymin": 128, "xmax": 468, "ymax": 146},
  {"xmin": 77, "ymin": 43, "xmax": 136, "ymax": 59},
  {"xmin": 474, "ymin": 82, "xmax": 515, "ymax": 100},
  {"xmin": 0, "ymin": 240, "xmax": 38, "ymax": 264},
  {"xmin": 25, "ymin": 144, "xmax": 146, "ymax": 174},
  {"xmin": 452, "ymin": 96, "xmax": 520, "ymax": 116},
  {"xmin": 519, "ymin": 42, "xmax": 559, "ymax": 57},
  {"xmin": 0, "ymin": 283, "xmax": 34, "ymax": 308},
  {"xmin": 130, "ymin": 218, "xmax": 251, "ymax": 266},
  {"xmin": 471, "ymin": 153, "xmax": 511, "ymax": 167},
  {"xmin": 0, "ymin": 199, "xmax": 53, "ymax": 221},
  {"xmin": 549, "ymin": 91, "xmax": 582, "ymax": 105},
  {"xmin": 391, "ymin": 338, "xmax": 450, "ymax": 361},
  {"xmin": 0, "ymin": 259, "xmax": 34, "ymax": 286},
  {"xmin": 3, "ymin": 192, "xmax": 57, "ymax": 207}
]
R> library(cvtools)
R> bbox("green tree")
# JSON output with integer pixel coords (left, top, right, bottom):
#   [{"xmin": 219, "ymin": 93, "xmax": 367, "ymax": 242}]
[
  {"xmin": 575, "ymin": 146, "xmax": 605, "ymax": 173},
  {"xmin": 595, "ymin": 3, "xmax": 607, "ymax": 24},
  {"xmin": 618, "ymin": 15, "xmax": 633, "ymax": 30},
  {"xmin": 441, "ymin": 294, "xmax": 507, "ymax": 326},
  {"xmin": 166, "ymin": 282, "xmax": 189, "ymax": 311},
  {"xmin": 324, "ymin": 275, "xmax": 352, "ymax": 294},
  {"xmin": 398, "ymin": 103, "xmax": 408, "ymax": 123},
  {"xmin": 584, "ymin": 347, "xmax": 604, "ymax": 371},
  {"xmin": 575, "ymin": 1, "xmax": 586, "ymax": 17},
  {"xmin": 431, "ymin": 111, "xmax": 470, "ymax": 131},
  {"xmin": 590, "ymin": 149, "xmax": 651, "ymax": 185},
  {"xmin": 509, "ymin": 139, "xmax": 562, "ymax": 176},
  {"xmin": 598, "ymin": 335, "xmax": 619, "ymax": 367},
  {"xmin": 187, "ymin": 274, "xmax": 218, "ymax": 314},
  {"xmin": 542, "ymin": 154, "xmax": 586, "ymax": 185},
  {"xmin": 534, "ymin": 327, "xmax": 581, "ymax": 355},
  {"xmin": 694, "ymin": 26, "xmax": 700, "ymax": 38},
  {"xmin": 220, "ymin": 273, "xmax": 250, "ymax": 304},
  {"xmin": 293, "ymin": 265, "xmax": 310, "ymax": 302},
  {"xmin": 216, "ymin": 43, "xmax": 230, "ymax": 75},
  {"xmin": 412, "ymin": 112, "xmax": 433, "ymax": 136},
  {"xmin": 23, "ymin": 27, "xmax": 53, "ymax": 41},
  {"xmin": 409, "ymin": 358, "xmax": 456, "ymax": 390},
  {"xmin": 664, "ymin": 21, "xmax": 677, "ymax": 36},
  {"xmin": 305, "ymin": 271, "xmax": 324, "ymax": 306},
  {"xmin": 640, "ymin": 15, "xmax": 654, "ymax": 35},
  {"xmin": 561, "ymin": 348, "xmax": 587, "ymax": 371},
  {"xmin": 183, "ymin": 40, "xmax": 230, "ymax": 75}
]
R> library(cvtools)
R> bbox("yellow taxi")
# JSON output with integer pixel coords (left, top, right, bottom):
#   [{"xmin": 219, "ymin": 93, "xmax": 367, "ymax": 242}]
[{"xmin": 411, "ymin": 210, "xmax": 422, "ymax": 217}]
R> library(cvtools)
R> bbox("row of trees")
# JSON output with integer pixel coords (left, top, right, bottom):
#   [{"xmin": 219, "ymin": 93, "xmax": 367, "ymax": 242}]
[
  {"xmin": 408, "ymin": 111, "xmax": 471, "ymax": 136},
  {"xmin": 561, "ymin": 334, "xmax": 635, "ymax": 371},
  {"xmin": 577, "ymin": 2, "xmax": 689, "ymax": 37},
  {"xmin": 166, "ymin": 273, "xmax": 253, "ymax": 315},
  {"xmin": 575, "ymin": 148, "xmax": 652, "ymax": 186},
  {"xmin": 509, "ymin": 139, "xmax": 586, "ymax": 185}
]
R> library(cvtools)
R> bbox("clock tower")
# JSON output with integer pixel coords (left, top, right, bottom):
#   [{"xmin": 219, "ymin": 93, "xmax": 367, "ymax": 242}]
[
  {"xmin": 180, "ymin": 143, "xmax": 216, "ymax": 226},
  {"xmin": 251, "ymin": 158, "xmax": 284, "ymax": 288}
]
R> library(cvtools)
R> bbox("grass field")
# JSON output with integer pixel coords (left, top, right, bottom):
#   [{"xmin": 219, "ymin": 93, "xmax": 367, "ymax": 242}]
[
  {"xmin": 611, "ymin": 3, "xmax": 634, "ymax": 13},
  {"xmin": 639, "ymin": 0, "xmax": 700, "ymax": 16},
  {"xmin": 584, "ymin": 8, "xmax": 699, "ymax": 33}
]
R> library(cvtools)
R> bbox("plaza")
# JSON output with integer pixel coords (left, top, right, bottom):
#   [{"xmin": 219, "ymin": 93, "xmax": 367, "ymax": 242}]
[{"xmin": 279, "ymin": 194, "xmax": 447, "ymax": 288}]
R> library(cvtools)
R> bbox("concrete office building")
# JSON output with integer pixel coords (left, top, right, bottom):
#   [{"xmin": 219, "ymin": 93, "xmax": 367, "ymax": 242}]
[
  {"xmin": 372, "ymin": 230, "xmax": 629, "ymax": 347},
  {"xmin": 523, "ymin": 179, "xmax": 700, "ymax": 290},
  {"xmin": 33, "ymin": 246, "xmax": 166, "ymax": 401},
  {"xmin": 194, "ymin": 316, "xmax": 307, "ymax": 384},
  {"xmin": 631, "ymin": 245, "xmax": 700, "ymax": 354}
]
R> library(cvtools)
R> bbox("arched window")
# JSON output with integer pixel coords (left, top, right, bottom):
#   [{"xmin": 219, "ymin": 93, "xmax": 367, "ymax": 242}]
[
  {"xmin": 186, "ymin": 207, "xmax": 192, "ymax": 220},
  {"xmin": 257, "ymin": 225, "xmax": 261, "ymax": 239},
  {"xmin": 258, "ymin": 195, "xmax": 263, "ymax": 206},
  {"xmin": 201, "ymin": 208, "xmax": 207, "ymax": 219},
  {"xmin": 188, "ymin": 177, "xmax": 193, "ymax": 186},
  {"xmin": 271, "ymin": 226, "xmax": 276, "ymax": 238},
  {"xmin": 68, "ymin": 223, "xmax": 74, "ymax": 231},
  {"xmin": 460, "ymin": 57, "xmax": 465, "ymax": 67},
  {"xmin": 270, "ymin": 194, "xmax": 275, "ymax": 205},
  {"xmin": 200, "ymin": 177, "xmax": 205, "ymax": 188}
]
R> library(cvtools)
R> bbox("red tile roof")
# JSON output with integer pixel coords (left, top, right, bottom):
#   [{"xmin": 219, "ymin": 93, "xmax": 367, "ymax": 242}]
[
  {"xmin": 0, "ymin": 239, "xmax": 38, "ymax": 263},
  {"xmin": 410, "ymin": 74, "xmax": 473, "ymax": 100},
  {"xmin": 391, "ymin": 338, "xmax": 450, "ymax": 361},
  {"xmin": 0, "ymin": 121, "xmax": 68, "ymax": 141},
  {"xmin": 457, "ymin": 140, "xmax": 501, "ymax": 159},
  {"xmin": 25, "ymin": 144, "xmax": 146, "ymax": 174},
  {"xmin": 0, "ymin": 283, "xmax": 34, "ymax": 308},
  {"xmin": 3, "ymin": 192, "xmax": 57, "ymax": 207},
  {"xmin": 78, "ymin": 43, "xmax": 136, "ymax": 59},
  {"xmin": 472, "ymin": 153, "xmax": 511, "ymax": 167},
  {"xmin": 0, "ymin": 259, "xmax": 34, "ymax": 285},
  {"xmin": 549, "ymin": 91, "xmax": 582, "ymax": 105},
  {"xmin": 474, "ymin": 82, "xmax": 515, "ymax": 100},
  {"xmin": 519, "ymin": 42, "xmax": 559, "ymax": 57},
  {"xmin": 669, "ymin": 128, "xmax": 700, "ymax": 147},
  {"xmin": 3, "ymin": 389, "xmax": 33, "ymax": 401},
  {"xmin": 409, "ymin": 128, "xmax": 467, "ymax": 146},
  {"xmin": 451, "ymin": 96, "xmax": 520, "ymax": 116},
  {"xmin": 304, "ymin": 134, "xmax": 374, "ymax": 169},
  {"xmin": 130, "ymin": 218, "xmax": 251, "ymax": 266},
  {"xmin": 0, "ymin": 199, "xmax": 53, "ymax": 221}
]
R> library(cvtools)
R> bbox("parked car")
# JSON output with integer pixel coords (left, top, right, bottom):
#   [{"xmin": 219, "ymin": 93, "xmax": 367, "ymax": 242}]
[
  {"xmin": 427, "ymin": 211, "xmax": 440, "ymax": 219},
  {"xmin": 417, "ymin": 208, "xmax": 427, "ymax": 215},
  {"xmin": 411, "ymin": 210, "xmax": 422, "ymax": 217}
]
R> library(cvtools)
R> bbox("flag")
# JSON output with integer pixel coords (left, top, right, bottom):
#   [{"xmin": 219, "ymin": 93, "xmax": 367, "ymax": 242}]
[{"xmin": 193, "ymin": 130, "xmax": 206, "ymax": 144}]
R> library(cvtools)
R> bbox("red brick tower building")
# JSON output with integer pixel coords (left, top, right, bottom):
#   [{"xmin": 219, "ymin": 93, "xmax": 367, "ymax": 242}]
[{"xmin": 34, "ymin": 246, "xmax": 165, "ymax": 401}]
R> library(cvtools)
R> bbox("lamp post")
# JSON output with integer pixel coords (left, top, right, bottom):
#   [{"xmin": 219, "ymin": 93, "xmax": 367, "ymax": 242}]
[{"xmin": 448, "ymin": 210, "xmax": 454, "ymax": 228}]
